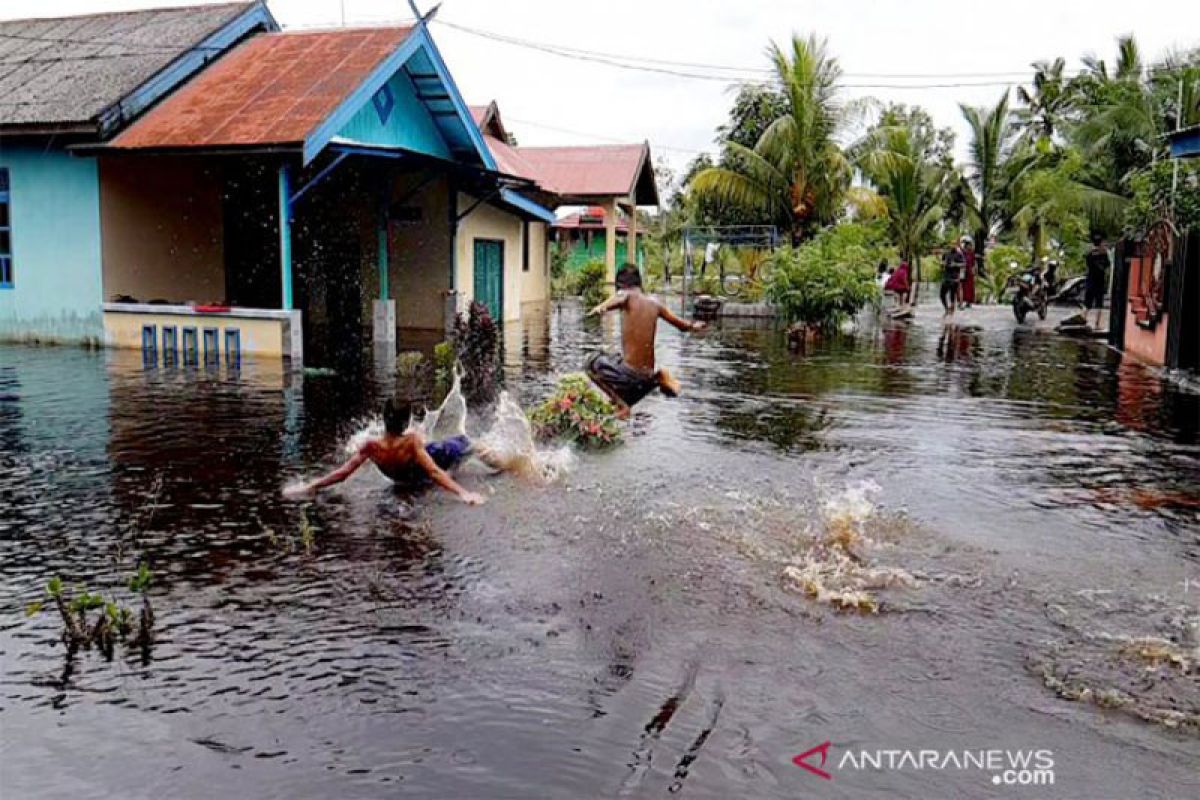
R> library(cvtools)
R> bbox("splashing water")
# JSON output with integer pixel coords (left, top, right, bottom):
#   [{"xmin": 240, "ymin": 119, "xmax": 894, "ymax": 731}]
[
  {"xmin": 475, "ymin": 390, "xmax": 575, "ymax": 485},
  {"xmin": 340, "ymin": 372, "xmax": 572, "ymax": 485},
  {"xmin": 342, "ymin": 369, "xmax": 469, "ymax": 460},
  {"xmin": 782, "ymin": 480, "xmax": 919, "ymax": 613}
]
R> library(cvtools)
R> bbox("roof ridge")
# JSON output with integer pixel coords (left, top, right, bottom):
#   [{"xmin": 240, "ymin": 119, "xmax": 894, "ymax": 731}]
[{"xmin": 0, "ymin": 2, "xmax": 254, "ymax": 27}]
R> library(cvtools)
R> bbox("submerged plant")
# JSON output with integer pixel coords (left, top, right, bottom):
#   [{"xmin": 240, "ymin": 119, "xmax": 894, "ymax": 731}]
[
  {"xmin": 27, "ymin": 565, "xmax": 156, "ymax": 653},
  {"xmin": 529, "ymin": 373, "xmax": 622, "ymax": 449}
]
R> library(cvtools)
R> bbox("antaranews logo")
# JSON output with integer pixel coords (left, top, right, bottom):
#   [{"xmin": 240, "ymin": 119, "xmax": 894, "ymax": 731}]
[{"xmin": 793, "ymin": 741, "xmax": 1056, "ymax": 787}]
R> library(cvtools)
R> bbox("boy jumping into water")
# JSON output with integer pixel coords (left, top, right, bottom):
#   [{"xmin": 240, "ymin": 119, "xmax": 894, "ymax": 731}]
[
  {"xmin": 585, "ymin": 264, "xmax": 706, "ymax": 418},
  {"xmin": 285, "ymin": 397, "xmax": 493, "ymax": 505}
]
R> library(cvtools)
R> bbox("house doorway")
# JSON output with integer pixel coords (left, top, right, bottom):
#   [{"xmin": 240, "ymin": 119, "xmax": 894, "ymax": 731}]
[{"xmin": 473, "ymin": 238, "xmax": 503, "ymax": 320}]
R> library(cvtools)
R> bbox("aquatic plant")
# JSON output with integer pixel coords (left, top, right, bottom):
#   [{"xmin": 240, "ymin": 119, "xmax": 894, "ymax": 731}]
[
  {"xmin": 529, "ymin": 373, "xmax": 622, "ymax": 449},
  {"xmin": 27, "ymin": 565, "xmax": 155, "ymax": 653},
  {"xmin": 452, "ymin": 301, "xmax": 502, "ymax": 405}
]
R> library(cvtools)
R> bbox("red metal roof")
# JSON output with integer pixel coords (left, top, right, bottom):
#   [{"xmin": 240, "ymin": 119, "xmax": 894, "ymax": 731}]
[
  {"xmin": 519, "ymin": 143, "xmax": 653, "ymax": 203},
  {"xmin": 111, "ymin": 27, "xmax": 413, "ymax": 150}
]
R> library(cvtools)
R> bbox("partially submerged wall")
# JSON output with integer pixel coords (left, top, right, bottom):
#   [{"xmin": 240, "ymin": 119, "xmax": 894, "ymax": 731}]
[{"xmin": 0, "ymin": 144, "xmax": 104, "ymax": 343}]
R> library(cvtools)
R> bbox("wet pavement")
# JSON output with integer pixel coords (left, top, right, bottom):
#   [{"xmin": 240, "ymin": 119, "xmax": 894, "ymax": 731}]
[{"xmin": 1, "ymin": 298, "xmax": 1198, "ymax": 799}]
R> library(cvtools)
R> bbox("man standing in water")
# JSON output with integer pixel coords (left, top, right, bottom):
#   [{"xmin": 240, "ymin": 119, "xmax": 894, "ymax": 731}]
[
  {"xmin": 1084, "ymin": 232, "xmax": 1110, "ymax": 329},
  {"xmin": 586, "ymin": 264, "xmax": 706, "ymax": 418},
  {"xmin": 940, "ymin": 239, "xmax": 966, "ymax": 317}
]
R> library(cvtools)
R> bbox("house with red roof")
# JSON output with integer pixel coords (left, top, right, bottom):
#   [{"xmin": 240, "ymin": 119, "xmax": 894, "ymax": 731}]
[
  {"xmin": 1, "ymin": 4, "xmax": 658, "ymax": 366},
  {"xmin": 94, "ymin": 16, "xmax": 558, "ymax": 365},
  {"xmin": 467, "ymin": 101, "xmax": 658, "ymax": 292}
]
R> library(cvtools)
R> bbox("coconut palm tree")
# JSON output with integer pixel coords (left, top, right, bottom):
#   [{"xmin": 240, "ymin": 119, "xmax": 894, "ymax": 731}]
[
  {"xmin": 1016, "ymin": 58, "xmax": 1069, "ymax": 151},
  {"xmin": 857, "ymin": 123, "xmax": 951, "ymax": 296},
  {"xmin": 689, "ymin": 34, "xmax": 851, "ymax": 241},
  {"xmin": 960, "ymin": 92, "xmax": 1019, "ymax": 260}
]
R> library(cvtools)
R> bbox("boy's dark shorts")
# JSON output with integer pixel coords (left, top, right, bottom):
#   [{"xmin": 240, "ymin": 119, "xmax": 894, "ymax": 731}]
[
  {"xmin": 586, "ymin": 352, "xmax": 658, "ymax": 407},
  {"xmin": 425, "ymin": 435, "xmax": 472, "ymax": 470}
]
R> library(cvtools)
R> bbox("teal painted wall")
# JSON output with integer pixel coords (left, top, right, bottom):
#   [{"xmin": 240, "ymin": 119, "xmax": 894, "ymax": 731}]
[
  {"xmin": 337, "ymin": 71, "xmax": 451, "ymax": 159},
  {"xmin": 563, "ymin": 233, "xmax": 645, "ymax": 271},
  {"xmin": 0, "ymin": 144, "xmax": 104, "ymax": 342}
]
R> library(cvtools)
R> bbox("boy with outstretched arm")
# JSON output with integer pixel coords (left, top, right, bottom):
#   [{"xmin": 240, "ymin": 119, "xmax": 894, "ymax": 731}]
[{"xmin": 585, "ymin": 264, "xmax": 706, "ymax": 418}]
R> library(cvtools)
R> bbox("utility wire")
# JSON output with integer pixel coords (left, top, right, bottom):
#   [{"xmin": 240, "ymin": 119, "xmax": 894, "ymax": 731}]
[
  {"xmin": 432, "ymin": 17, "xmax": 1192, "ymax": 87},
  {"xmin": 506, "ymin": 115, "xmax": 711, "ymax": 156}
]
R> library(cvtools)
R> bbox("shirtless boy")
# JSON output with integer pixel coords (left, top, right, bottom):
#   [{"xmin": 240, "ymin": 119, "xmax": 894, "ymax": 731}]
[
  {"xmin": 285, "ymin": 397, "xmax": 491, "ymax": 504},
  {"xmin": 585, "ymin": 264, "xmax": 706, "ymax": 418}
]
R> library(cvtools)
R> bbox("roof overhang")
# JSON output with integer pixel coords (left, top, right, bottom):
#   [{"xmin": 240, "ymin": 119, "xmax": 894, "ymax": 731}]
[
  {"xmin": 303, "ymin": 24, "xmax": 495, "ymax": 169},
  {"xmin": 497, "ymin": 188, "xmax": 556, "ymax": 224}
]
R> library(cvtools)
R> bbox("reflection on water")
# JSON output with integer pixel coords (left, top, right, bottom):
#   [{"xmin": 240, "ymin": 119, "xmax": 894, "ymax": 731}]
[{"xmin": 2, "ymin": 300, "xmax": 1198, "ymax": 799}]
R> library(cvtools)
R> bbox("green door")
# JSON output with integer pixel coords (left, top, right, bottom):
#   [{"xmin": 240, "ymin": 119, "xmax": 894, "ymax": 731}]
[{"xmin": 473, "ymin": 239, "xmax": 504, "ymax": 320}]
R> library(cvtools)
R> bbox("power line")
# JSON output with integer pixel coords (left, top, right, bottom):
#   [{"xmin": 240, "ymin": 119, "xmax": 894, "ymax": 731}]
[
  {"xmin": 506, "ymin": 115, "xmax": 711, "ymax": 156},
  {"xmin": 431, "ymin": 17, "xmax": 1193, "ymax": 88}
]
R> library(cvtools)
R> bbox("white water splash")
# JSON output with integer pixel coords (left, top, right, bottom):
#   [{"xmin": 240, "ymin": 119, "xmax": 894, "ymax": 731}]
[
  {"xmin": 475, "ymin": 390, "xmax": 575, "ymax": 485},
  {"xmin": 342, "ymin": 368, "xmax": 468, "ymax": 459}
]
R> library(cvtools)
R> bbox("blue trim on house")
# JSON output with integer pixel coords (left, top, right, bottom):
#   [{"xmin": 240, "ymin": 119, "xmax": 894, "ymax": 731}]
[
  {"xmin": 302, "ymin": 33, "xmax": 425, "ymax": 165},
  {"xmin": 414, "ymin": 26, "xmax": 497, "ymax": 171},
  {"xmin": 278, "ymin": 164, "xmax": 293, "ymax": 310},
  {"xmin": 302, "ymin": 25, "xmax": 496, "ymax": 170},
  {"xmin": 1169, "ymin": 128, "xmax": 1200, "ymax": 160},
  {"xmin": 97, "ymin": 2, "xmax": 278, "ymax": 138},
  {"xmin": 499, "ymin": 188, "xmax": 555, "ymax": 224}
]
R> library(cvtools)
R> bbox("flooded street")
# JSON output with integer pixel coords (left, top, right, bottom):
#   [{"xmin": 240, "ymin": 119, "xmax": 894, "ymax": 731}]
[{"xmin": 2, "ymin": 299, "xmax": 1199, "ymax": 799}]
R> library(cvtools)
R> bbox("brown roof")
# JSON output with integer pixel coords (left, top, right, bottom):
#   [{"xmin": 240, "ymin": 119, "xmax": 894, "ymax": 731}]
[
  {"xmin": 111, "ymin": 26, "xmax": 412, "ymax": 150},
  {"xmin": 0, "ymin": 2, "xmax": 272, "ymax": 135},
  {"xmin": 519, "ymin": 143, "xmax": 656, "ymax": 205}
]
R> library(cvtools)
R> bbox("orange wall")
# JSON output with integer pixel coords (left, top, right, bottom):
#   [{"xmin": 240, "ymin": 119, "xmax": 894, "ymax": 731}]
[{"xmin": 1123, "ymin": 253, "xmax": 1169, "ymax": 366}]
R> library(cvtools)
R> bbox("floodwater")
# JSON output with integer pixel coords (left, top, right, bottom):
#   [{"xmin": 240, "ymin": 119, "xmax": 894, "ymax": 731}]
[{"xmin": 2, "ymin": 299, "xmax": 1198, "ymax": 799}]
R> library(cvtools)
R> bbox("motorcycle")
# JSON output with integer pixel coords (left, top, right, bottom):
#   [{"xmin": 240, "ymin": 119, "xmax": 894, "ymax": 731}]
[{"xmin": 1010, "ymin": 267, "xmax": 1049, "ymax": 324}]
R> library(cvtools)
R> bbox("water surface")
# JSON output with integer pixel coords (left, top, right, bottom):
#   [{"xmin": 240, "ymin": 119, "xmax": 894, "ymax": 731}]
[{"xmin": 2, "ymin": 300, "xmax": 1198, "ymax": 799}]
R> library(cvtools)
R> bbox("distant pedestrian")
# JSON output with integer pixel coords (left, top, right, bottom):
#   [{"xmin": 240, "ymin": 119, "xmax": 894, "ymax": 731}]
[
  {"xmin": 940, "ymin": 240, "xmax": 966, "ymax": 317},
  {"xmin": 884, "ymin": 260, "xmax": 911, "ymax": 312},
  {"xmin": 1084, "ymin": 233, "xmax": 1110, "ymax": 329},
  {"xmin": 960, "ymin": 236, "xmax": 977, "ymax": 308}
]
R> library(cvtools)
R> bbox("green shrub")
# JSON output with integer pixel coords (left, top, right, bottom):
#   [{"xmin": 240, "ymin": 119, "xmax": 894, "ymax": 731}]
[
  {"xmin": 529, "ymin": 373, "xmax": 621, "ymax": 448},
  {"xmin": 451, "ymin": 301, "xmax": 501, "ymax": 404},
  {"xmin": 550, "ymin": 243, "xmax": 568, "ymax": 281},
  {"xmin": 576, "ymin": 260, "xmax": 608, "ymax": 308},
  {"xmin": 764, "ymin": 224, "xmax": 883, "ymax": 328}
]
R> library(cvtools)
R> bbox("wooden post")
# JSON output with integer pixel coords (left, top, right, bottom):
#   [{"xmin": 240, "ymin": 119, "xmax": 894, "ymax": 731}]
[
  {"xmin": 626, "ymin": 199, "xmax": 637, "ymax": 271},
  {"xmin": 604, "ymin": 196, "xmax": 618, "ymax": 285}
]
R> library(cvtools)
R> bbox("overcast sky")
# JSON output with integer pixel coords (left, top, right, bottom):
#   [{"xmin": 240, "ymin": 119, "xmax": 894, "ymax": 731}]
[{"xmin": 4, "ymin": 0, "xmax": 1198, "ymax": 182}]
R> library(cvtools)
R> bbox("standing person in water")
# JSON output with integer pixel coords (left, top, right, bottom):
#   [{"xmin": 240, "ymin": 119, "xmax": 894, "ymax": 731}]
[
  {"xmin": 585, "ymin": 264, "xmax": 706, "ymax": 418},
  {"xmin": 940, "ymin": 239, "xmax": 966, "ymax": 317},
  {"xmin": 959, "ymin": 235, "xmax": 977, "ymax": 309},
  {"xmin": 285, "ymin": 397, "xmax": 492, "ymax": 504},
  {"xmin": 1084, "ymin": 232, "xmax": 1110, "ymax": 329}
]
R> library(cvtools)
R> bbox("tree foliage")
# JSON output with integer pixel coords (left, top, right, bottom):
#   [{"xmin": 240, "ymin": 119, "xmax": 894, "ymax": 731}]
[{"xmin": 764, "ymin": 223, "xmax": 886, "ymax": 327}]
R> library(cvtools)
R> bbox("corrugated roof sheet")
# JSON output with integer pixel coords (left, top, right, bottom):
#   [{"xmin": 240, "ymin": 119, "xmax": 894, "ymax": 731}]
[
  {"xmin": 112, "ymin": 26, "xmax": 413, "ymax": 150},
  {"xmin": 0, "ymin": 2, "xmax": 257, "ymax": 129},
  {"xmin": 518, "ymin": 143, "xmax": 654, "ymax": 203}
]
